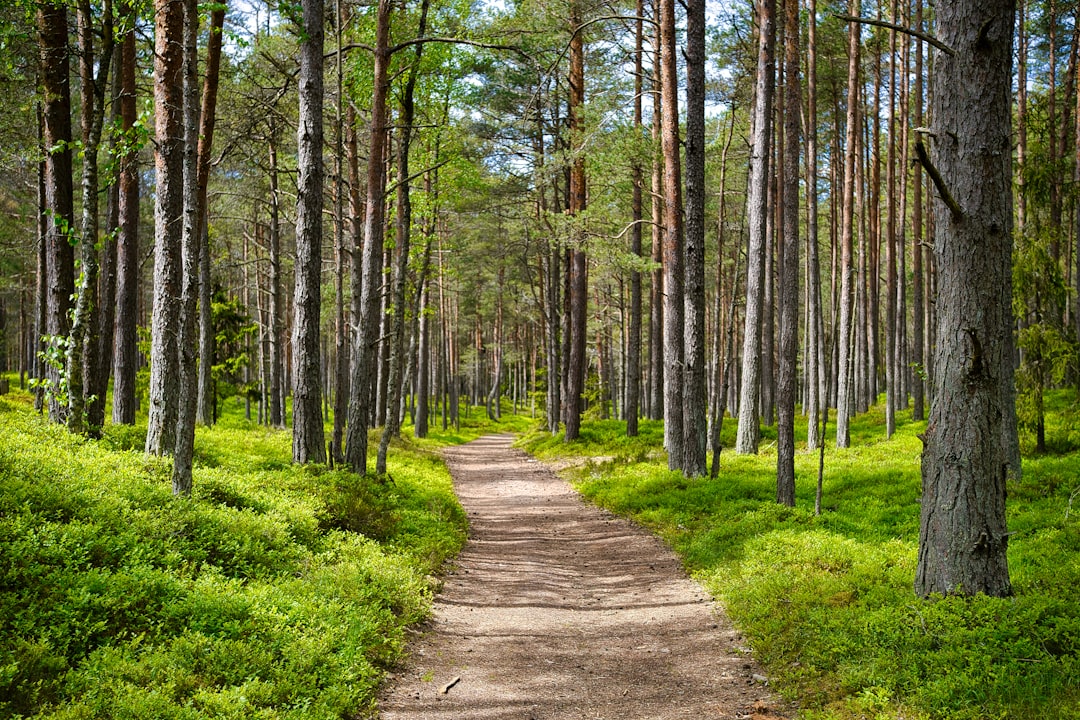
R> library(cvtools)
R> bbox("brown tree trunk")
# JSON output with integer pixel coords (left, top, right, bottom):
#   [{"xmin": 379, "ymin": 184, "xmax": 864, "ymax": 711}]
[
  {"xmin": 564, "ymin": 0, "xmax": 588, "ymax": 442},
  {"xmin": 195, "ymin": 4, "xmax": 226, "ymax": 427},
  {"xmin": 626, "ymin": 0, "xmax": 644, "ymax": 438},
  {"xmin": 912, "ymin": 0, "xmax": 926, "ymax": 421},
  {"xmin": 267, "ymin": 127, "xmax": 285, "ymax": 428},
  {"xmin": 145, "ymin": 0, "xmax": 185, "ymax": 455},
  {"xmin": 735, "ymin": 0, "xmax": 775, "ymax": 454},
  {"xmin": 777, "ymin": 0, "xmax": 800, "ymax": 506},
  {"xmin": 112, "ymin": 0, "xmax": 139, "ymax": 425},
  {"xmin": 915, "ymin": 0, "xmax": 1015, "ymax": 599},
  {"xmin": 292, "ymin": 0, "xmax": 327, "ymax": 465},
  {"xmin": 805, "ymin": 0, "xmax": 825, "ymax": 449}
]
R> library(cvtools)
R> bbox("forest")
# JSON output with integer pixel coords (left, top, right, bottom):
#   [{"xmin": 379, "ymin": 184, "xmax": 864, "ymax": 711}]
[{"xmin": 1, "ymin": 0, "xmax": 1080, "ymax": 717}]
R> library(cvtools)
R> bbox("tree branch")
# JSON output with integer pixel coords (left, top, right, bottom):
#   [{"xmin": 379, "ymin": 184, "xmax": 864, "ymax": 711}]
[
  {"xmin": 914, "ymin": 141, "xmax": 963, "ymax": 222},
  {"xmin": 833, "ymin": 13, "xmax": 955, "ymax": 56}
]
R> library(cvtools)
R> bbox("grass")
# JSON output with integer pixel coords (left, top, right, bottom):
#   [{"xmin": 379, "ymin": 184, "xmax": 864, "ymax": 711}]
[
  {"xmin": 0, "ymin": 381, "xmax": 525, "ymax": 719},
  {"xmin": 520, "ymin": 394, "xmax": 1080, "ymax": 720}
]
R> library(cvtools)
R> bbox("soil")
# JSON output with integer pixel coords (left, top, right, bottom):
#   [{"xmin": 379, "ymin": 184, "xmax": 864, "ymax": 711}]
[{"xmin": 378, "ymin": 434, "xmax": 790, "ymax": 720}]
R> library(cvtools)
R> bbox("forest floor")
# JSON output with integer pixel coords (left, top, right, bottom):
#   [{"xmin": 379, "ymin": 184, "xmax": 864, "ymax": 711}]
[{"xmin": 378, "ymin": 434, "xmax": 790, "ymax": 720}]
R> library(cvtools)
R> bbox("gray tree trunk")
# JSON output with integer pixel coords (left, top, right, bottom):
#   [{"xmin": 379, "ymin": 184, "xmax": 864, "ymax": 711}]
[
  {"xmin": 564, "ymin": 0, "xmax": 588, "ymax": 442},
  {"xmin": 805, "ymin": 0, "xmax": 824, "ymax": 450},
  {"xmin": 626, "ymin": 0, "xmax": 644, "ymax": 438},
  {"xmin": 172, "ymin": 0, "xmax": 200, "ymax": 495},
  {"xmin": 834, "ymin": 2, "xmax": 860, "ymax": 449},
  {"xmin": 915, "ymin": 0, "xmax": 1015, "ymax": 598},
  {"xmin": 345, "ymin": 0, "xmax": 391, "ymax": 473},
  {"xmin": 776, "ymin": 0, "xmax": 799, "ymax": 506},
  {"xmin": 735, "ymin": 0, "xmax": 775, "ymax": 455},
  {"xmin": 291, "ymin": 0, "xmax": 327, "ymax": 465},
  {"xmin": 681, "ymin": 0, "xmax": 707, "ymax": 476}
]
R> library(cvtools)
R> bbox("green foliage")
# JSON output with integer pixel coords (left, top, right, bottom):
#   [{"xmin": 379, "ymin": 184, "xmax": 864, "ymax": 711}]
[
  {"xmin": 0, "ymin": 393, "xmax": 468, "ymax": 719},
  {"xmin": 521, "ymin": 400, "xmax": 1080, "ymax": 720}
]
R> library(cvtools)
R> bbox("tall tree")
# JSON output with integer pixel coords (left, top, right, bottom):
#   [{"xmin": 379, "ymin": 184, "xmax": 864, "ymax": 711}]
[
  {"xmin": 292, "ymin": 0, "xmax": 327, "ymax": 464},
  {"xmin": 658, "ymin": 0, "xmax": 685, "ymax": 465},
  {"xmin": 37, "ymin": 0, "xmax": 76, "ymax": 424},
  {"xmin": 682, "ymin": 0, "xmax": 707, "ymax": 476},
  {"xmin": 625, "ymin": 0, "xmax": 644, "ymax": 438},
  {"xmin": 776, "ymin": 0, "xmax": 799, "ymax": 506},
  {"xmin": 735, "ymin": 0, "xmax": 776, "ymax": 454},
  {"xmin": 564, "ymin": 0, "xmax": 588, "ymax": 442},
  {"xmin": 804, "ymin": 0, "xmax": 825, "ymax": 449},
  {"xmin": 834, "ymin": 2, "xmax": 859, "ymax": 449},
  {"xmin": 346, "ymin": 0, "xmax": 392, "ymax": 473},
  {"xmin": 915, "ymin": 0, "xmax": 1016, "ymax": 598},
  {"xmin": 111, "ymin": 0, "xmax": 139, "ymax": 426},
  {"xmin": 145, "ymin": 0, "xmax": 186, "ymax": 456},
  {"xmin": 195, "ymin": 4, "xmax": 226, "ymax": 426}
]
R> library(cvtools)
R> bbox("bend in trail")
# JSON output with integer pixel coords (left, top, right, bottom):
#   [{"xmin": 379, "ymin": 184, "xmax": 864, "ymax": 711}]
[{"xmin": 379, "ymin": 434, "xmax": 787, "ymax": 720}]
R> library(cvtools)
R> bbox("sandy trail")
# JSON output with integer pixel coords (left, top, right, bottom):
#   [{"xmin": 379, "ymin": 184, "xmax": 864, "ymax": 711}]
[{"xmin": 379, "ymin": 434, "xmax": 786, "ymax": 719}]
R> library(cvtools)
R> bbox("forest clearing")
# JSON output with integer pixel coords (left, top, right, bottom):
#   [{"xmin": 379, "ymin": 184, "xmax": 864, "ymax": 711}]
[{"xmin": 3, "ymin": 0, "xmax": 1080, "ymax": 716}]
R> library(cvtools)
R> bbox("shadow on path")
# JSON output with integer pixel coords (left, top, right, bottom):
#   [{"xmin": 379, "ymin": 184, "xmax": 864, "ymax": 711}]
[{"xmin": 379, "ymin": 434, "xmax": 785, "ymax": 720}]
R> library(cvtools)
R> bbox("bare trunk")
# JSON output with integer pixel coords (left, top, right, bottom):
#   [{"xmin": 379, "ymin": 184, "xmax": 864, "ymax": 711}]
[
  {"xmin": 564, "ymin": 1, "xmax": 588, "ymax": 442},
  {"xmin": 735, "ymin": 0, "xmax": 775, "ymax": 454},
  {"xmin": 626, "ymin": 0, "xmax": 644, "ymax": 438},
  {"xmin": 292, "ymin": 0, "xmax": 327, "ymax": 465},
  {"xmin": 915, "ymin": 0, "xmax": 1015, "ymax": 599},
  {"xmin": 777, "ymin": 0, "xmax": 800, "ymax": 506},
  {"xmin": 145, "ymin": 0, "xmax": 185, "ymax": 455}
]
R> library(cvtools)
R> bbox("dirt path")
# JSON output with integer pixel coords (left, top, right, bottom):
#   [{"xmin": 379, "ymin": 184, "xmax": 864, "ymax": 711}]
[{"xmin": 379, "ymin": 434, "xmax": 787, "ymax": 719}]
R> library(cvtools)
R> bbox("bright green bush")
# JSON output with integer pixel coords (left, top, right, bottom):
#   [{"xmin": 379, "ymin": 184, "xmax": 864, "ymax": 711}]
[{"xmin": 0, "ymin": 392, "xmax": 470, "ymax": 719}]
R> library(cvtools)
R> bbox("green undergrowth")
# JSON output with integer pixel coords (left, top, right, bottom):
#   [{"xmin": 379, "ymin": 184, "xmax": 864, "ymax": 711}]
[
  {"xmin": 520, "ymin": 394, "xmax": 1080, "ymax": 720},
  {"xmin": 0, "ymin": 387, "xmax": 525, "ymax": 719}
]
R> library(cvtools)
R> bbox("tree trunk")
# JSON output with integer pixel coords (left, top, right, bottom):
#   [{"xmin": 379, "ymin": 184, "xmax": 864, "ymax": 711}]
[
  {"xmin": 145, "ymin": 0, "xmax": 185, "ymax": 455},
  {"xmin": 564, "ymin": 0, "xmax": 588, "ymax": 442},
  {"xmin": 915, "ymin": 0, "xmax": 1015, "ymax": 599},
  {"xmin": 648, "ymin": 14, "xmax": 664, "ymax": 422},
  {"xmin": 195, "ymin": 4, "xmax": 225, "ymax": 427},
  {"xmin": 682, "ymin": 0, "xmax": 707, "ymax": 476},
  {"xmin": 834, "ymin": 2, "xmax": 859, "ymax": 449},
  {"xmin": 292, "ymin": 0, "xmax": 327, "ymax": 465},
  {"xmin": 735, "ymin": 0, "xmax": 775, "ymax": 455},
  {"xmin": 172, "ymin": 0, "xmax": 200, "ymax": 495},
  {"xmin": 268, "ymin": 127, "xmax": 285, "ymax": 428},
  {"xmin": 911, "ymin": 0, "xmax": 925, "ymax": 421},
  {"xmin": 805, "ymin": 0, "xmax": 825, "ymax": 449},
  {"xmin": 777, "ymin": 0, "xmax": 800, "ymax": 506},
  {"xmin": 112, "ymin": 0, "xmax": 139, "ymax": 425},
  {"xmin": 626, "ymin": 0, "xmax": 644, "ymax": 438},
  {"xmin": 346, "ymin": 0, "xmax": 391, "ymax": 473}
]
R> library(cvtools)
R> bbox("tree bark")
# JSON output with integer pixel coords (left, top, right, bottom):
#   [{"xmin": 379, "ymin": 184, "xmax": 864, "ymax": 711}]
[
  {"xmin": 145, "ymin": 0, "xmax": 185, "ymax": 455},
  {"xmin": 834, "ymin": 1, "xmax": 860, "ymax": 449},
  {"xmin": 564, "ymin": 0, "xmax": 588, "ymax": 442},
  {"xmin": 805, "ymin": 0, "xmax": 825, "ymax": 449},
  {"xmin": 195, "ymin": 5, "xmax": 226, "ymax": 427},
  {"xmin": 736, "ymin": 0, "xmax": 775, "ymax": 455},
  {"xmin": 626, "ymin": 0, "xmax": 644, "ymax": 438},
  {"xmin": 292, "ymin": 0, "xmax": 327, "ymax": 465},
  {"xmin": 915, "ymin": 0, "xmax": 1016, "ymax": 599},
  {"xmin": 682, "ymin": 0, "xmax": 707, "ymax": 476},
  {"xmin": 112, "ymin": 0, "xmax": 139, "ymax": 425},
  {"xmin": 172, "ymin": 0, "xmax": 200, "ymax": 495},
  {"xmin": 346, "ymin": 0, "xmax": 392, "ymax": 473},
  {"xmin": 777, "ymin": 0, "xmax": 800, "ymax": 506}
]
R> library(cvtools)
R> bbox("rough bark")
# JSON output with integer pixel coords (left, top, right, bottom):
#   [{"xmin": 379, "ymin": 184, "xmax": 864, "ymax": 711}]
[
  {"xmin": 805, "ymin": 0, "xmax": 824, "ymax": 449},
  {"xmin": 195, "ymin": 5, "xmax": 226, "ymax": 427},
  {"xmin": 735, "ymin": 0, "xmax": 775, "ymax": 455},
  {"xmin": 648, "ymin": 12, "xmax": 664, "ymax": 422},
  {"xmin": 112, "ymin": 1, "xmax": 139, "ymax": 425},
  {"xmin": 267, "ymin": 128, "xmax": 285, "ymax": 428},
  {"xmin": 682, "ymin": 0, "xmax": 707, "ymax": 476},
  {"xmin": 776, "ymin": 0, "xmax": 799, "ymax": 506},
  {"xmin": 626, "ymin": 0, "xmax": 644, "ymax": 438},
  {"xmin": 911, "ymin": 0, "xmax": 925, "ymax": 421},
  {"xmin": 564, "ymin": 0, "xmax": 588, "ymax": 442},
  {"xmin": 145, "ymin": 0, "xmax": 185, "ymax": 455},
  {"xmin": 172, "ymin": 0, "xmax": 200, "ymax": 495},
  {"xmin": 834, "ymin": 2, "xmax": 859, "ymax": 449},
  {"xmin": 915, "ymin": 0, "xmax": 1015, "ymax": 599},
  {"xmin": 292, "ymin": 0, "xmax": 327, "ymax": 465},
  {"xmin": 345, "ymin": 0, "xmax": 391, "ymax": 473}
]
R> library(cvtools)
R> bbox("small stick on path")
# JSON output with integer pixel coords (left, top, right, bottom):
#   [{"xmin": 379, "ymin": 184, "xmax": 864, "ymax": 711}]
[{"xmin": 440, "ymin": 676, "xmax": 461, "ymax": 694}]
